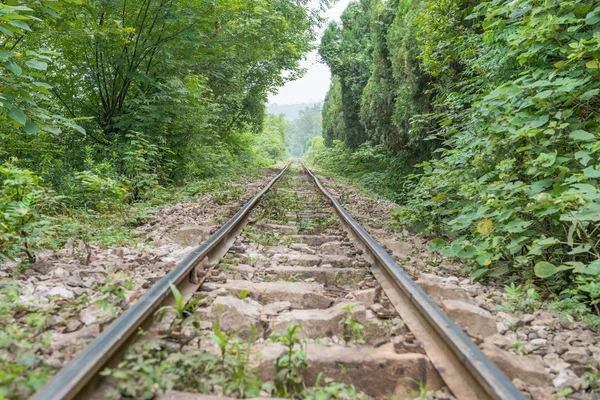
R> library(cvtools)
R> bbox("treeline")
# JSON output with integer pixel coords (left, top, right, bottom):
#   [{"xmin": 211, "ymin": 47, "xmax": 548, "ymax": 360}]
[
  {"xmin": 1, "ymin": 0, "xmax": 317, "ymax": 187},
  {"xmin": 312, "ymin": 0, "xmax": 600, "ymax": 324},
  {"xmin": 286, "ymin": 104, "xmax": 322, "ymax": 156},
  {"xmin": 0, "ymin": 0, "xmax": 318, "ymax": 263}
]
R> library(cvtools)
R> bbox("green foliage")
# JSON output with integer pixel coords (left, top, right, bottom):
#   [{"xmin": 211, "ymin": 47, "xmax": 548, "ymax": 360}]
[
  {"xmin": 582, "ymin": 364, "xmax": 600, "ymax": 393},
  {"xmin": 0, "ymin": 162, "xmax": 53, "ymax": 263},
  {"xmin": 302, "ymin": 373, "xmax": 363, "ymax": 400},
  {"xmin": 316, "ymin": 0, "xmax": 600, "ymax": 325},
  {"xmin": 1, "ymin": 0, "xmax": 314, "ymax": 269},
  {"xmin": 319, "ymin": 0, "xmax": 373, "ymax": 148},
  {"xmin": 398, "ymin": 0, "xmax": 600, "ymax": 297},
  {"xmin": 100, "ymin": 341, "xmax": 177, "ymax": 399},
  {"xmin": 0, "ymin": 283, "xmax": 54, "ymax": 400},
  {"xmin": 340, "ymin": 304, "xmax": 366, "ymax": 344},
  {"xmin": 254, "ymin": 114, "xmax": 289, "ymax": 165},
  {"xmin": 493, "ymin": 284, "xmax": 543, "ymax": 315},
  {"xmin": 74, "ymin": 172, "xmax": 130, "ymax": 224},
  {"xmin": 0, "ymin": 0, "xmax": 85, "ymax": 136},
  {"xmin": 155, "ymin": 283, "xmax": 204, "ymax": 349},
  {"xmin": 305, "ymin": 138, "xmax": 410, "ymax": 201},
  {"xmin": 270, "ymin": 324, "xmax": 309, "ymax": 397},
  {"xmin": 286, "ymin": 104, "xmax": 323, "ymax": 156}
]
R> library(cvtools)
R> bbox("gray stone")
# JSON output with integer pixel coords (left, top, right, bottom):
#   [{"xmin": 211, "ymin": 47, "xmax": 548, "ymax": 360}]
[
  {"xmin": 272, "ymin": 302, "xmax": 365, "ymax": 339},
  {"xmin": 264, "ymin": 266, "xmax": 362, "ymax": 286},
  {"xmin": 272, "ymin": 253, "xmax": 321, "ymax": 267},
  {"xmin": 481, "ymin": 343, "xmax": 551, "ymax": 386},
  {"xmin": 51, "ymin": 324, "xmax": 101, "ymax": 350},
  {"xmin": 496, "ymin": 311, "xmax": 521, "ymax": 327},
  {"xmin": 158, "ymin": 392, "xmax": 284, "ymax": 400},
  {"xmin": 290, "ymin": 235, "xmax": 344, "ymax": 246},
  {"xmin": 351, "ymin": 288, "xmax": 380, "ymax": 308},
  {"xmin": 320, "ymin": 255, "xmax": 354, "ymax": 268},
  {"xmin": 318, "ymin": 241, "xmax": 346, "ymax": 256},
  {"xmin": 564, "ymin": 348, "xmax": 593, "ymax": 365},
  {"xmin": 65, "ymin": 319, "xmax": 82, "ymax": 333},
  {"xmin": 553, "ymin": 369, "xmax": 580, "ymax": 388},
  {"xmin": 174, "ymin": 226, "xmax": 213, "ymax": 245},
  {"xmin": 289, "ymin": 243, "xmax": 316, "ymax": 255},
  {"xmin": 210, "ymin": 280, "xmax": 331, "ymax": 309},
  {"xmin": 260, "ymin": 224, "xmax": 295, "ymax": 234},
  {"xmin": 79, "ymin": 304, "xmax": 112, "ymax": 326},
  {"xmin": 254, "ymin": 343, "xmax": 443, "ymax": 399},
  {"xmin": 385, "ymin": 241, "xmax": 412, "ymax": 256},
  {"xmin": 416, "ymin": 276, "xmax": 470, "ymax": 304},
  {"xmin": 261, "ymin": 301, "xmax": 292, "ymax": 316},
  {"xmin": 52, "ymin": 267, "xmax": 70, "ymax": 278},
  {"xmin": 441, "ymin": 300, "xmax": 497, "ymax": 339},
  {"xmin": 200, "ymin": 296, "xmax": 262, "ymax": 336},
  {"xmin": 48, "ymin": 287, "xmax": 75, "ymax": 299}
]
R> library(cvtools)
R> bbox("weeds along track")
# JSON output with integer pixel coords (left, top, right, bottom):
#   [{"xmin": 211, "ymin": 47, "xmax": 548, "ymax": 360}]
[{"xmin": 33, "ymin": 162, "xmax": 523, "ymax": 400}]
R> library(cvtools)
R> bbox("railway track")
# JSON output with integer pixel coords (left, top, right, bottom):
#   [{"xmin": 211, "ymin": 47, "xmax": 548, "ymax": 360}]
[{"xmin": 33, "ymin": 162, "xmax": 524, "ymax": 400}]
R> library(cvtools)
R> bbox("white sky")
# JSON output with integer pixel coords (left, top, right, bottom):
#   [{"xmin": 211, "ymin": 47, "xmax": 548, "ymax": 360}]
[{"xmin": 268, "ymin": 0, "xmax": 353, "ymax": 105}]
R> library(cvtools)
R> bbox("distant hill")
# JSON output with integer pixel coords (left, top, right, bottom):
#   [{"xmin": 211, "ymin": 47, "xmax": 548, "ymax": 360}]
[{"xmin": 267, "ymin": 103, "xmax": 320, "ymax": 121}]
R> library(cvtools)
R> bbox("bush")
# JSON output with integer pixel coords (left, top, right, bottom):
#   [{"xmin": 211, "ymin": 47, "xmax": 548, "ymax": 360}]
[{"xmin": 0, "ymin": 162, "xmax": 54, "ymax": 263}]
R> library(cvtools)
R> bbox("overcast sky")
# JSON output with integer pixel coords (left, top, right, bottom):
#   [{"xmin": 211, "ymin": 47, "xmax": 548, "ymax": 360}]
[{"xmin": 267, "ymin": 0, "xmax": 353, "ymax": 105}]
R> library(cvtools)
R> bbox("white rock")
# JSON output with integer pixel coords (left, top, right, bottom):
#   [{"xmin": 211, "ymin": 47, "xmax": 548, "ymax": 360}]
[
  {"xmin": 79, "ymin": 304, "xmax": 111, "ymax": 326},
  {"xmin": 497, "ymin": 322, "xmax": 508, "ymax": 335},
  {"xmin": 48, "ymin": 287, "xmax": 74, "ymax": 299},
  {"xmin": 443, "ymin": 276, "xmax": 459, "ymax": 285},
  {"xmin": 530, "ymin": 338, "xmax": 547, "ymax": 346},
  {"xmin": 553, "ymin": 369, "xmax": 577, "ymax": 388},
  {"xmin": 52, "ymin": 267, "xmax": 69, "ymax": 278}
]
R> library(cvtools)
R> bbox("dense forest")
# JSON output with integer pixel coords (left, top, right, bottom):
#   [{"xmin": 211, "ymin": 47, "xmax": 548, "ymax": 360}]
[
  {"xmin": 307, "ymin": 0, "xmax": 600, "ymax": 327},
  {"xmin": 286, "ymin": 104, "xmax": 322, "ymax": 156},
  {"xmin": 0, "ymin": 0, "xmax": 323, "ymax": 264}
]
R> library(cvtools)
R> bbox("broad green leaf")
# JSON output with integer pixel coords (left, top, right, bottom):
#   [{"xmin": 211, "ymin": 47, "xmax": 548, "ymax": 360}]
[
  {"xmin": 579, "ymin": 89, "xmax": 599, "ymax": 101},
  {"xmin": 67, "ymin": 122, "xmax": 86, "ymax": 134},
  {"xmin": 536, "ymin": 237, "xmax": 559, "ymax": 246},
  {"xmin": 569, "ymin": 130, "xmax": 595, "ymax": 141},
  {"xmin": 5, "ymin": 59, "xmax": 22, "ymax": 75},
  {"xmin": 470, "ymin": 268, "xmax": 488, "ymax": 281},
  {"xmin": 458, "ymin": 245, "xmax": 477, "ymax": 258},
  {"xmin": 476, "ymin": 219, "xmax": 493, "ymax": 236},
  {"xmin": 586, "ymin": 60, "xmax": 600, "ymax": 69},
  {"xmin": 489, "ymin": 266, "xmax": 509, "ymax": 276},
  {"xmin": 25, "ymin": 59, "xmax": 48, "ymax": 70},
  {"xmin": 575, "ymin": 150, "xmax": 592, "ymax": 166},
  {"xmin": 582, "ymin": 260, "xmax": 600, "ymax": 275},
  {"xmin": 8, "ymin": 20, "xmax": 31, "ymax": 32},
  {"xmin": 8, "ymin": 107, "xmax": 26, "ymax": 125},
  {"xmin": 40, "ymin": 125, "xmax": 60, "ymax": 134},
  {"xmin": 533, "ymin": 90, "xmax": 553, "ymax": 99},
  {"xmin": 534, "ymin": 261, "xmax": 558, "ymax": 278},
  {"xmin": 561, "ymin": 202, "xmax": 600, "ymax": 222},
  {"xmin": 24, "ymin": 120, "xmax": 39, "ymax": 134},
  {"xmin": 476, "ymin": 253, "xmax": 493, "ymax": 266},
  {"xmin": 568, "ymin": 245, "xmax": 591, "ymax": 255},
  {"xmin": 562, "ymin": 261, "xmax": 586, "ymax": 273},
  {"xmin": 586, "ymin": 8, "xmax": 600, "ymax": 25},
  {"xmin": 583, "ymin": 166, "xmax": 600, "ymax": 178},
  {"xmin": 531, "ymin": 115, "xmax": 549, "ymax": 128},
  {"xmin": 428, "ymin": 238, "xmax": 445, "ymax": 251}
]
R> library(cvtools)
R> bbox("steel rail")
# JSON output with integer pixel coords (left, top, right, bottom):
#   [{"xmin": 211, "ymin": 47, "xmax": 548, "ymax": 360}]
[
  {"xmin": 302, "ymin": 162, "xmax": 524, "ymax": 400},
  {"xmin": 33, "ymin": 163, "xmax": 291, "ymax": 400}
]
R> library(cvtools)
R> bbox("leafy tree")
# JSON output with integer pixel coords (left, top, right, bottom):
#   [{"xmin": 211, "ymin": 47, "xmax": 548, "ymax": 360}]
[
  {"xmin": 319, "ymin": 0, "xmax": 373, "ymax": 149},
  {"xmin": 286, "ymin": 104, "xmax": 322, "ymax": 156},
  {"xmin": 315, "ymin": 0, "xmax": 600, "ymax": 323}
]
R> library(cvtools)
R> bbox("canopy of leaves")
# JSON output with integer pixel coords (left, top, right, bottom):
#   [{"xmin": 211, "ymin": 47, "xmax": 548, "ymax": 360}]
[
  {"xmin": 314, "ymin": 0, "xmax": 600, "ymax": 321},
  {"xmin": 286, "ymin": 104, "xmax": 322, "ymax": 156}
]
